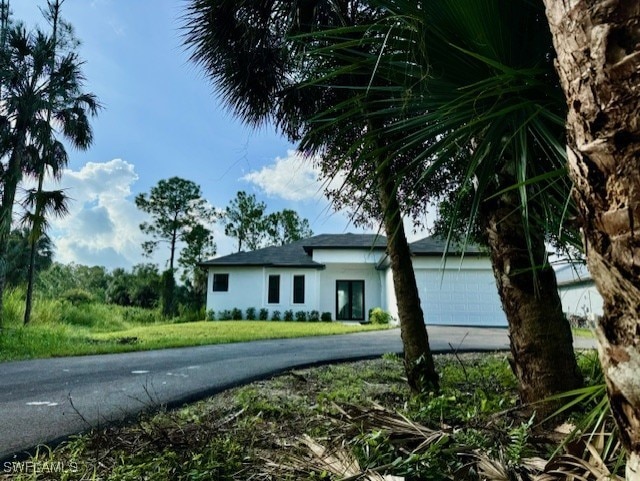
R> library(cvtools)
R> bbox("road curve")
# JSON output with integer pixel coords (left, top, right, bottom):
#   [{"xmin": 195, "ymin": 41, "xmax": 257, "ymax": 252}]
[{"xmin": 0, "ymin": 326, "xmax": 593, "ymax": 460}]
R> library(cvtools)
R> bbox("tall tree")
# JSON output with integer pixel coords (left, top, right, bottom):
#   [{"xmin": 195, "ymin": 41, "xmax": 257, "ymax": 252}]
[
  {"xmin": 296, "ymin": 0, "xmax": 584, "ymax": 407},
  {"xmin": 179, "ymin": 223, "xmax": 216, "ymax": 302},
  {"xmin": 543, "ymin": 2, "xmax": 640, "ymax": 478},
  {"xmin": 185, "ymin": 0, "xmax": 440, "ymax": 390},
  {"xmin": 0, "ymin": 14, "xmax": 99, "ymax": 326},
  {"xmin": 223, "ymin": 191, "xmax": 266, "ymax": 252},
  {"xmin": 264, "ymin": 209, "xmax": 312, "ymax": 246},
  {"xmin": 135, "ymin": 177, "xmax": 214, "ymax": 271},
  {"xmin": 22, "ymin": 0, "xmax": 74, "ymax": 325}
]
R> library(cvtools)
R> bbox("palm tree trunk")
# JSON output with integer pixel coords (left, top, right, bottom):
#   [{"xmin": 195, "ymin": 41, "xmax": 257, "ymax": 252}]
[
  {"xmin": 0, "ymin": 148, "xmax": 24, "ymax": 327},
  {"xmin": 484, "ymin": 193, "xmax": 583, "ymax": 412},
  {"xmin": 377, "ymin": 157, "xmax": 439, "ymax": 392},
  {"xmin": 23, "ymin": 177, "xmax": 44, "ymax": 325},
  {"xmin": 543, "ymin": 1, "xmax": 640, "ymax": 478}
]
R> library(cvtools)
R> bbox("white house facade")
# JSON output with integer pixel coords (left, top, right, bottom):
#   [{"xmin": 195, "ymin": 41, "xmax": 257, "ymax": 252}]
[
  {"xmin": 555, "ymin": 262, "xmax": 604, "ymax": 320},
  {"xmin": 202, "ymin": 233, "xmax": 508, "ymax": 326}
]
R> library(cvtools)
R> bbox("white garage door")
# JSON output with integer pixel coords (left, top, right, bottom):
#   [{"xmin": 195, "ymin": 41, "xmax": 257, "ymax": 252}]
[{"xmin": 419, "ymin": 270, "xmax": 507, "ymax": 326}]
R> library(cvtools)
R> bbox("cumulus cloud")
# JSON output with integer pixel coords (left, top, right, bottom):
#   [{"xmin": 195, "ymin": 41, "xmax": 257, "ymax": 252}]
[
  {"xmin": 44, "ymin": 159, "xmax": 149, "ymax": 270},
  {"xmin": 242, "ymin": 150, "xmax": 344, "ymax": 202}
]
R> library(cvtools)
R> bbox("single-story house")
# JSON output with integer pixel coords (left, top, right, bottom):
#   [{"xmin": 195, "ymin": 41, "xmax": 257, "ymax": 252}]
[
  {"xmin": 555, "ymin": 262, "xmax": 603, "ymax": 320},
  {"xmin": 201, "ymin": 233, "xmax": 507, "ymax": 326}
]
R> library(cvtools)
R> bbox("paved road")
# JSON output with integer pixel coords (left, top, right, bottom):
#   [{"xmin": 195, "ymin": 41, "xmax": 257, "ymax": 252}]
[{"xmin": 0, "ymin": 326, "xmax": 594, "ymax": 460}]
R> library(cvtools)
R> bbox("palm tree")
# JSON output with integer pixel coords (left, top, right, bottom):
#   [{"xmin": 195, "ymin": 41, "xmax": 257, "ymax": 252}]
[
  {"xmin": 184, "ymin": 0, "xmax": 439, "ymax": 390},
  {"xmin": 23, "ymin": 0, "xmax": 72, "ymax": 325},
  {"xmin": 292, "ymin": 0, "xmax": 584, "ymax": 407},
  {"xmin": 0, "ymin": 18, "xmax": 99, "ymax": 325},
  {"xmin": 543, "ymin": 2, "xmax": 640, "ymax": 478}
]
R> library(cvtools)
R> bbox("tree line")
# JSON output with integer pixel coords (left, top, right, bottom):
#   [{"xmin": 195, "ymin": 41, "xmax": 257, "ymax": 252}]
[
  {"xmin": 0, "ymin": 1, "xmax": 312, "ymax": 324},
  {"xmin": 184, "ymin": 0, "xmax": 640, "ymax": 474},
  {"xmin": 134, "ymin": 178, "xmax": 313, "ymax": 317}
]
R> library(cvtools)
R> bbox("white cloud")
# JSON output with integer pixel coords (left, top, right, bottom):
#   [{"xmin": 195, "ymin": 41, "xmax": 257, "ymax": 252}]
[
  {"xmin": 44, "ymin": 159, "xmax": 150, "ymax": 270},
  {"xmin": 242, "ymin": 150, "xmax": 341, "ymax": 202}
]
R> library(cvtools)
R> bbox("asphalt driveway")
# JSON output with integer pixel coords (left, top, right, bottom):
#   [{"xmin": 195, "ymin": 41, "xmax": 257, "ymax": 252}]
[{"xmin": 0, "ymin": 326, "xmax": 593, "ymax": 461}]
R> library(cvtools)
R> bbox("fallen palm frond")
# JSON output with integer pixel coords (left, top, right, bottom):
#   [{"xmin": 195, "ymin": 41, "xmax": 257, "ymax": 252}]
[
  {"xmin": 265, "ymin": 434, "xmax": 403, "ymax": 480},
  {"xmin": 332, "ymin": 402, "xmax": 450, "ymax": 453},
  {"xmin": 535, "ymin": 424, "xmax": 624, "ymax": 481},
  {"xmin": 467, "ymin": 424, "xmax": 624, "ymax": 481}
]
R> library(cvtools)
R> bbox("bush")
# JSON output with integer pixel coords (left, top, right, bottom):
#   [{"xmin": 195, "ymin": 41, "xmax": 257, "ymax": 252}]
[
  {"xmin": 160, "ymin": 270, "xmax": 178, "ymax": 318},
  {"xmin": 122, "ymin": 306, "xmax": 159, "ymax": 324},
  {"xmin": 245, "ymin": 307, "xmax": 257, "ymax": 320},
  {"xmin": 308, "ymin": 310, "xmax": 320, "ymax": 322},
  {"xmin": 369, "ymin": 307, "xmax": 392, "ymax": 325},
  {"xmin": 178, "ymin": 305, "xmax": 204, "ymax": 323},
  {"xmin": 61, "ymin": 288, "xmax": 94, "ymax": 305},
  {"xmin": 283, "ymin": 310, "xmax": 294, "ymax": 322},
  {"xmin": 271, "ymin": 310, "xmax": 281, "ymax": 321},
  {"xmin": 231, "ymin": 308, "xmax": 243, "ymax": 320},
  {"xmin": 206, "ymin": 309, "xmax": 216, "ymax": 321},
  {"xmin": 259, "ymin": 308, "xmax": 269, "ymax": 321},
  {"xmin": 218, "ymin": 310, "xmax": 232, "ymax": 320},
  {"xmin": 321, "ymin": 312, "xmax": 332, "ymax": 322},
  {"xmin": 295, "ymin": 310, "xmax": 307, "ymax": 322}
]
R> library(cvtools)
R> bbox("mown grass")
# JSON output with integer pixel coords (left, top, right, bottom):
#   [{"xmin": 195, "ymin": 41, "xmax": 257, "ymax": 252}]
[
  {"xmin": 0, "ymin": 288, "xmax": 387, "ymax": 362},
  {"xmin": 572, "ymin": 327, "xmax": 595, "ymax": 338}
]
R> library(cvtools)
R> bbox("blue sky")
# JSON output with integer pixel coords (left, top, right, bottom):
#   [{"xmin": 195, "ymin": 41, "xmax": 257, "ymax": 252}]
[{"xmin": 13, "ymin": 0, "xmax": 426, "ymax": 270}]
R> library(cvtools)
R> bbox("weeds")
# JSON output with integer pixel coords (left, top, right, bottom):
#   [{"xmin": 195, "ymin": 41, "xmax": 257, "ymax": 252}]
[{"xmin": 2, "ymin": 352, "xmax": 618, "ymax": 481}]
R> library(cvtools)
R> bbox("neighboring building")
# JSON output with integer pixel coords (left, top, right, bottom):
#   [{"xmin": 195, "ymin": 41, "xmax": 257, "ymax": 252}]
[
  {"xmin": 201, "ymin": 233, "xmax": 507, "ymax": 326},
  {"xmin": 555, "ymin": 262, "xmax": 604, "ymax": 320}
]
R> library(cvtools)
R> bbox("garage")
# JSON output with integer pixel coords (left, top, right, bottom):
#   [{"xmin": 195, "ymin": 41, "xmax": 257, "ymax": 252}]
[{"xmin": 418, "ymin": 269, "xmax": 506, "ymax": 326}]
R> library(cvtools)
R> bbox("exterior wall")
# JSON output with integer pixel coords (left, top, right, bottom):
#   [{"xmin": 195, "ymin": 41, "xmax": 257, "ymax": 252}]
[
  {"xmin": 385, "ymin": 256, "xmax": 507, "ymax": 326},
  {"xmin": 559, "ymin": 282, "xmax": 604, "ymax": 318},
  {"xmin": 206, "ymin": 266, "xmax": 321, "ymax": 317},
  {"xmin": 206, "ymin": 252, "xmax": 507, "ymax": 326},
  {"xmin": 311, "ymin": 248, "xmax": 385, "ymax": 265}
]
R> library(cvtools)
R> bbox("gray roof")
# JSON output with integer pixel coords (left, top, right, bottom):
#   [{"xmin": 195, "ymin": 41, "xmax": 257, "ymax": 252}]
[
  {"xmin": 201, "ymin": 233, "xmax": 486, "ymax": 268},
  {"xmin": 200, "ymin": 234, "xmax": 386, "ymax": 268},
  {"xmin": 409, "ymin": 237, "xmax": 487, "ymax": 256},
  {"xmin": 555, "ymin": 262, "xmax": 593, "ymax": 286},
  {"xmin": 301, "ymin": 233, "xmax": 387, "ymax": 254}
]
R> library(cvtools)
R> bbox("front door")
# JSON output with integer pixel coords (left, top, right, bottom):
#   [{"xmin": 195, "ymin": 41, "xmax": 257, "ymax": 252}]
[{"xmin": 336, "ymin": 280, "xmax": 365, "ymax": 321}]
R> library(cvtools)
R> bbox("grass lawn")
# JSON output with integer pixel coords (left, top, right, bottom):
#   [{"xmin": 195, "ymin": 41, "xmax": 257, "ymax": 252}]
[
  {"xmin": 572, "ymin": 327, "xmax": 595, "ymax": 338},
  {"xmin": 0, "ymin": 320, "xmax": 388, "ymax": 362}
]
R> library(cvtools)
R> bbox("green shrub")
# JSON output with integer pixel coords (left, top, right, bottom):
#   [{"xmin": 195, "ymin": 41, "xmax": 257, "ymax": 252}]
[
  {"xmin": 295, "ymin": 310, "xmax": 307, "ymax": 322},
  {"xmin": 245, "ymin": 307, "xmax": 257, "ymax": 320},
  {"xmin": 122, "ymin": 306, "xmax": 159, "ymax": 324},
  {"xmin": 308, "ymin": 310, "xmax": 320, "ymax": 322},
  {"xmin": 218, "ymin": 309, "xmax": 232, "ymax": 320},
  {"xmin": 3, "ymin": 287, "xmax": 25, "ymax": 326},
  {"xmin": 259, "ymin": 308, "xmax": 269, "ymax": 320},
  {"xmin": 369, "ymin": 307, "xmax": 392, "ymax": 325},
  {"xmin": 61, "ymin": 288, "xmax": 94, "ymax": 305},
  {"xmin": 178, "ymin": 306, "xmax": 203, "ymax": 323},
  {"xmin": 231, "ymin": 307, "xmax": 243, "ymax": 320},
  {"xmin": 271, "ymin": 310, "xmax": 281, "ymax": 321},
  {"xmin": 321, "ymin": 312, "xmax": 332, "ymax": 322},
  {"xmin": 283, "ymin": 309, "xmax": 294, "ymax": 322},
  {"xmin": 206, "ymin": 309, "xmax": 216, "ymax": 321}
]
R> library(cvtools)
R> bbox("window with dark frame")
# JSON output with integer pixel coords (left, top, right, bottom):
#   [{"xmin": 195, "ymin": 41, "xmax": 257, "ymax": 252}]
[
  {"xmin": 336, "ymin": 280, "xmax": 365, "ymax": 320},
  {"xmin": 268, "ymin": 275, "xmax": 280, "ymax": 304},
  {"xmin": 293, "ymin": 275, "xmax": 305, "ymax": 304},
  {"xmin": 212, "ymin": 273, "xmax": 229, "ymax": 292}
]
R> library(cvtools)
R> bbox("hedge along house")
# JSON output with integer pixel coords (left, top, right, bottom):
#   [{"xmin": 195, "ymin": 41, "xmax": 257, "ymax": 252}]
[{"xmin": 201, "ymin": 233, "xmax": 508, "ymax": 326}]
